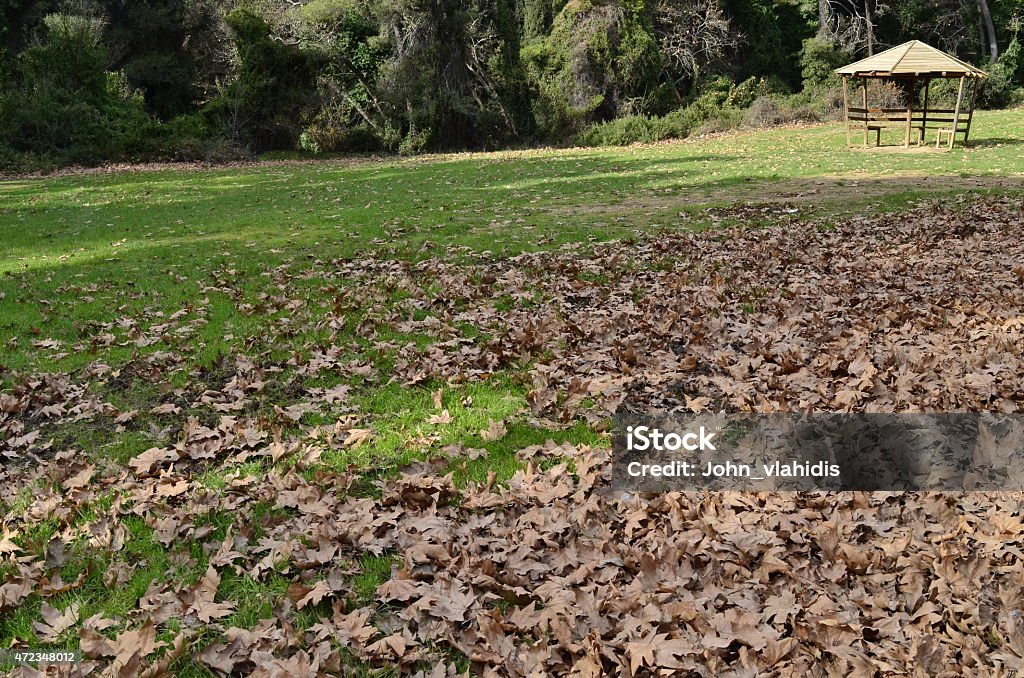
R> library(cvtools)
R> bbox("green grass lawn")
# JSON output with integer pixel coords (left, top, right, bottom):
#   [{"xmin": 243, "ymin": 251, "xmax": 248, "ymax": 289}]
[
  {"xmin": 3, "ymin": 108, "xmax": 1023, "ymax": 511},
  {"xmin": 1, "ymin": 114, "xmax": 1024, "ymax": 673},
  {"xmin": 3, "ymin": 112, "xmax": 1023, "ymax": 375}
]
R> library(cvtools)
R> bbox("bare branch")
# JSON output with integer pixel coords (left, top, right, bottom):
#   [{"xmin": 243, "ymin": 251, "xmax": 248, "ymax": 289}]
[{"xmin": 653, "ymin": 0, "xmax": 733, "ymax": 82}]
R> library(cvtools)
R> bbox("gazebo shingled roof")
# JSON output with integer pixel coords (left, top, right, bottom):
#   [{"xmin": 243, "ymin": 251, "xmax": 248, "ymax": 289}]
[
  {"xmin": 834, "ymin": 41, "xmax": 988, "ymax": 150},
  {"xmin": 836, "ymin": 40, "xmax": 988, "ymax": 78}
]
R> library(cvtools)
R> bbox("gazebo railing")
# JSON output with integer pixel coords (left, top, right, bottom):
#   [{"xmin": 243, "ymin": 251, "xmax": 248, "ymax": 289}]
[
  {"xmin": 841, "ymin": 70, "xmax": 982, "ymax": 150},
  {"xmin": 845, "ymin": 105, "xmax": 973, "ymax": 148}
]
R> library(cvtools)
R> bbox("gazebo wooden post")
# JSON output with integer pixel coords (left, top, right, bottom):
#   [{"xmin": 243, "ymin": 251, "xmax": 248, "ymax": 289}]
[
  {"xmin": 904, "ymin": 77, "xmax": 916, "ymax": 148},
  {"xmin": 964, "ymin": 78, "xmax": 979, "ymax": 143},
  {"xmin": 842, "ymin": 76, "xmax": 851, "ymax": 147},
  {"xmin": 950, "ymin": 75, "xmax": 967, "ymax": 149},
  {"xmin": 920, "ymin": 79, "xmax": 930, "ymax": 144},
  {"xmin": 861, "ymin": 77, "xmax": 869, "ymax": 147}
]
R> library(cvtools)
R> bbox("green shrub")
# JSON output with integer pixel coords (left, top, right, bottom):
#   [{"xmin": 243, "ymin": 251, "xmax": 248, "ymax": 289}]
[
  {"xmin": 576, "ymin": 84, "xmax": 855, "ymax": 147},
  {"xmin": 0, "ymin": 14, "xmax": 157, "ymax": 166},
  {"xmin": 665, "ymin": 76, "xmax": 786, "ymax": 135},
  {"xmin": 398, "ymin": 127, "xmax": 432, "ymax": 155},
  {"xmin": 574, "ymin": 73, "xmax": 780, "ymax": 146},
  {"xmin": 690, "ymin": 75, "xmax": 733, "ymax": 105},
  {"xmin": 692, "ymin": 107, "xmax": 743, "ymax": 135},
  {"xmin": 977, "ymin": 71, "xmax": 1013, "ymax": 109},
  {"xmin": 672, "ymin": 104, "xmax": 715, "ymax": 135},
  {"xmin": 150, "ymin": 113, "xmax": 245, "ymax": 162},
  {"xmin": 924, "ymin": 77, "xmax": 961, "ymax": 109},
  {"xmin": 299, "ymin": 123, "xmax": 382, "ymax": 154},
  {"xmin": 0, "ymin": 138, "xmax": 26, "ymax": 173},
  {"xmin": 378, "ymin": 121, "xmax": 404, "ymax": 153},
  {"xmin": 655, "ymin": 107, "xmax": 696, "ymax": 137},
  {"xmin": 574, "ymin": 100, "xmax": 743, "ymax": 147},
  {"xmin": 800, "ymin": 38, "xmax": 850, "ymax": 92},
  {"xmin": 206, "ymin": 9, "xmax": 320, "ymax": 151},
  {"xmin": 575, "ymin": 115, "xmax": 660, "ymax": 146},
  {"xmin": 978, "ymin": 37, "xmax": 1023, "ymax": 109},
  {"xmin": 726, "ymin": 77, "xmax": 775, "ymax": 109},
  {"xmin": 298, "ymin": 130, "xmax": 321, "ymax": 155}
]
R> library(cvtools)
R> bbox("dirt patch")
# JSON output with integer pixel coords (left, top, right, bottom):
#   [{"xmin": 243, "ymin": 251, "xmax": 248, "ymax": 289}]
[{"xmin": 540, "ymin": 174, "xmax": 1024, "ymax": 224}]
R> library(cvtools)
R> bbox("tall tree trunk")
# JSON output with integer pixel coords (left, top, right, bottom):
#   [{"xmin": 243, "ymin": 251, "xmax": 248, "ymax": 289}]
[
  {"xmin": 818, "ymin": 0, "xmax": 832, "ymax": 39},
  {"xmin": 978, "ymin": 0, "xmax": 999, "ymax": 61},
  {"xmin": 865, "ymin": 0, "xmax": 874, "ymax": 55}
]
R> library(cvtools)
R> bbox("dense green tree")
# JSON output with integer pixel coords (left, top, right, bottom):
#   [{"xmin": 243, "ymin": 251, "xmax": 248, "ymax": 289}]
[
  {"xmin": 369, "ymin": 0, "xmax": 530, "ymax": 149},
  {"xmin": 722, "ymin": 0, "xmax": 812, "ymax": 89},
  {"xmin": 104, "ymin": 1, "xmax": 220, "ymax": 120},
  {"xmin": 205, "ymin": 8, "xmax": 320, "ymax": 150},
  {"xmin": 1, "ymin": 0, "xmax": 60, "ymax": 58},
  {"xmin": 521, "ymin": 0, "xmax": 561, "ymax": 39},
  {"xmin": 521, "ymin": 0, "xmax": 661, "ymax": 136},
  {"xmin": 294, "ymin": 0, "xmax": 392, "ymax": 150},
  {"xmin": 0, "ymin": 13, "xmax": 153, "ymax": 163},
  {"xmin": 1, "ymin": 0, "xmax": 1020, "ymax": 164},
  {"xmin": 799, "ymin": 35, "xmax": 850, "ymax": 90}
]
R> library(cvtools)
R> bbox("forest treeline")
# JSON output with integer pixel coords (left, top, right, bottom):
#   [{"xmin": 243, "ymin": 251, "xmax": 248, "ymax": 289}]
[{"xmin": 1, "ymin": 0, "xmax": 1022, "ymax": 168}]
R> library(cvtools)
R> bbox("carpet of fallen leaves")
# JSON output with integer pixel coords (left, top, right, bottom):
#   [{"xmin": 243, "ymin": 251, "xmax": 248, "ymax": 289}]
[{"xmin": 3, "ymin": 195, "xmax": 1024, "ymax": 676}]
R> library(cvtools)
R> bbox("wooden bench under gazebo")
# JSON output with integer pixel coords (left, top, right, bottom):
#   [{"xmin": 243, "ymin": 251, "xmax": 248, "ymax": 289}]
[{"xmin": 836, "ymin": 41, "xmax": 988, "ymax": 150}]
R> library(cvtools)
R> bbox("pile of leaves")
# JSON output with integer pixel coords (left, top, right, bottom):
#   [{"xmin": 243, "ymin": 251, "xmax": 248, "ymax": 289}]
[
  {"xmin": 376, "ymin": 195, "xmax": 1024, "ymax": 418},
  {"xmin": 2, "ymin": 195, "xmax": 1024, "ymax": 675}
]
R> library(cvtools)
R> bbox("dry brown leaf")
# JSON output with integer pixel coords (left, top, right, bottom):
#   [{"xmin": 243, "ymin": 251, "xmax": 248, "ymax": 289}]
[
  {"xmin": 480, "ymin": 419, "xmax": 507, "ymax": 442},
  {"xmin": 33, "ymin": 602, "xmax": 80, "ymax": 642},
  {"xmin": 129, "ymin": 448, "xmax": 178, "ymax": 475},
  {"xmin": 188, "ymin": 567, "xmax": 235, "ymax": 623}
]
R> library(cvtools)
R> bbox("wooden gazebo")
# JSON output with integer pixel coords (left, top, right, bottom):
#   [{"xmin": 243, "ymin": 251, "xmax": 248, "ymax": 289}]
[{"xmin": 836, "ymin": 41, "xmax": 987, "ymax": 150}]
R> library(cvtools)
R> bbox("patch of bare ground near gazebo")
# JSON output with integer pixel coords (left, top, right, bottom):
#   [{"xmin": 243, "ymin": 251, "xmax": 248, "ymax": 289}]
[
  {"xmin": 3, "ymin": 196, "xmax": 1024, "ymax": 676},
  {"xmin": 544, "ymin": 174, "xmax": 1024, "ymax": 222}
]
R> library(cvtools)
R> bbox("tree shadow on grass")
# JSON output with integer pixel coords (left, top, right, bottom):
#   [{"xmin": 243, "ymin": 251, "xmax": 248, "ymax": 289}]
[{"xmin": 965, "ymin": 137, "xmax": 1024, "ymax": 149}]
